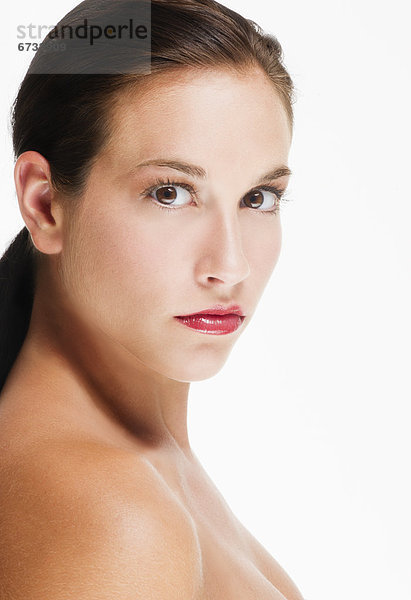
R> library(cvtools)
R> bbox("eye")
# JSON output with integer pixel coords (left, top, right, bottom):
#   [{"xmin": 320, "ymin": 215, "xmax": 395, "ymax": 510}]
[
  {"xmin": 144, "ymin": 178, "xmax": 196, "ymax": 208},
  {"xmin": 141, "ymin": 177, "xmax": 288, "ymax": 214},
  {"xmin": 242, "ymin": 187, "xmax": 282, "ymax": 213}
]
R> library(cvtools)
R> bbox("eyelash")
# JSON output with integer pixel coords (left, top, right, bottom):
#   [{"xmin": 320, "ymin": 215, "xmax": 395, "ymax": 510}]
[{"xmin": 141, "ymin": 177, "xmax": 290, "ymax": 215}]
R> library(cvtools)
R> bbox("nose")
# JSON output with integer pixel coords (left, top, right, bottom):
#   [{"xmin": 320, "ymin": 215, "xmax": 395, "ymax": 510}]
[{"xmin": 194, "ymin": 209, "xmax": 251, "ymax": 288}]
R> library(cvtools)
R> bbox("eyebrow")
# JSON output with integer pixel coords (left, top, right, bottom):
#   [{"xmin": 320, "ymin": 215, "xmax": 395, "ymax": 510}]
[{"xmin": 130, "ymin": 158, "xmax": 292, "ymax": 184}]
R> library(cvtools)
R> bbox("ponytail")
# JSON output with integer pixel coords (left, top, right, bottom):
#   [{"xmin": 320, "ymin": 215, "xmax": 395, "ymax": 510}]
[{"xmin": 0, "ymin": 227, "xmax": 36, "ymax": 396}]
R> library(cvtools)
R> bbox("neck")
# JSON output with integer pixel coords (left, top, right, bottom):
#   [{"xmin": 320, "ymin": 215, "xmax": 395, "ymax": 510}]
[{"xmin": 15, "ymin": 278, "xmax": 193, "ymax": 457}]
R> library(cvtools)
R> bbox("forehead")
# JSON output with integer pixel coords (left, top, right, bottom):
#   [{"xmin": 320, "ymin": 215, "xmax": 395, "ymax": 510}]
[{"xmin": 101, "ymin": 67, "xmax": 291, "ymax": 177}]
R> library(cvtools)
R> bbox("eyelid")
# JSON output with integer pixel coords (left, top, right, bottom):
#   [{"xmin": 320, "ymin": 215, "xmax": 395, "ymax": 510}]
[
  {"xmin": 142, "ymin": 177, "xmax": 199, "ymax": 200},
  {"xmin": 255, "ymin": 184, "xmax": 287, "ymax": 197},
  {"xmin": 141, "ymin": 177, "xmax": 286, "ymax": 199}
]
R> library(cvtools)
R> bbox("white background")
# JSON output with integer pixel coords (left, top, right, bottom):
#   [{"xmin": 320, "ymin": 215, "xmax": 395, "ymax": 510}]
[{"xmin": 1, "ymin": 2, "xmax": 410, "ymax": 599}]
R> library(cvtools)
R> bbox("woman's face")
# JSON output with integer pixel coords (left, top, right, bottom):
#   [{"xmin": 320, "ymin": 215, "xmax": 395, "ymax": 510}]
[{"xmin": 59, "ymin": 67, "xmax": 292, "ymax": 382}]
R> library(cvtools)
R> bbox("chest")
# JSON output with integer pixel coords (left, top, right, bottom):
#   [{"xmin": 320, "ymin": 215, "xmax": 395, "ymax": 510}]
[
  {"xmin": 192, "ymin": 519, "xmax": 289, "ymax": 600},
  {"xmin": 164, "ymin": 465, "xmax": 289, "ymax": 599}
]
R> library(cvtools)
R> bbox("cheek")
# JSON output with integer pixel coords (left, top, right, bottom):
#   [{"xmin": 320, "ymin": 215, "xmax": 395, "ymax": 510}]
[
  {"xmin": 64, "ymin": 209, "xmax": 183, "ymax": 330},
  {"xmin": 244, "ymin": 220, "xmax": 282, "ymax": 283}
]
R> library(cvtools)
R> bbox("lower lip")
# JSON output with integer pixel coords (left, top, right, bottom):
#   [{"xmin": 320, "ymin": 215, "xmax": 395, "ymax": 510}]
[{"xmin": 174, "ymin": 314, "xmax": 245, "ymax": 335}]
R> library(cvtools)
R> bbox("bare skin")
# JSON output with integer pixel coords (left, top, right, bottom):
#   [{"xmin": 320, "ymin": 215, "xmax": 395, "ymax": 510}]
[{"xmin": 0, "ymin": 66, "xmax": 303, "ymax": 599}]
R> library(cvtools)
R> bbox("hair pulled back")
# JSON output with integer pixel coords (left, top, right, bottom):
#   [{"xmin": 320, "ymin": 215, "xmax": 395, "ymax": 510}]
[{"xmin": 0, "ymin": 0, "xmax": 296, "ymax": 395}]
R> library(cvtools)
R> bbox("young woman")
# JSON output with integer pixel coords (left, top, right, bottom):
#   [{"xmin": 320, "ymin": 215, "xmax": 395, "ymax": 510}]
[{"xmin": 0, "ymin": 0, "xmax": 304, "ymax": 598}]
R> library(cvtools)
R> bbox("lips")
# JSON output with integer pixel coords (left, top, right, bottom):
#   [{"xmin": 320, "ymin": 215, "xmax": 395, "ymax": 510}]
[
  {"xmin": 174, "ymin": 304, "xmax": 245, "ymax": 335},
  {"xmin": 176, "ymin": 304, "xmax": 245, "ymax": 318}
]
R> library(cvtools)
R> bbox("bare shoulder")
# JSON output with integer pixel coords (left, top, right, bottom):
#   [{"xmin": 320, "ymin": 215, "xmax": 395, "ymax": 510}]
[{"xmin": 0, "ymin": 438, "xmax": 203, "ymax": 599}]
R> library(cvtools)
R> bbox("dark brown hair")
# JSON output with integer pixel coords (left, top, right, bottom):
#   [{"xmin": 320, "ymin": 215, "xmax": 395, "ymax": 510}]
[{"xmin": 0, "ymin": 0, "xmax": 296, "ymax": 395}]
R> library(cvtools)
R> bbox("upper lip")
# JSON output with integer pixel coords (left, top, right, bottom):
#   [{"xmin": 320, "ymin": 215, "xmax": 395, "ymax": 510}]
[{"xmin": 176, "ymin": 304, "xmax": 245, "ymax": 317}]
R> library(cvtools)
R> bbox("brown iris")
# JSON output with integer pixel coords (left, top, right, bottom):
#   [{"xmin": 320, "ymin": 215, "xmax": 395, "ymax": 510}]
[
  {"xmin": 243, "ymin": 190, "xmax": 264, "ymax": 208},
  {"xmin": 155, "ymin": 186, "xmax": 178, "ymax": 204}
]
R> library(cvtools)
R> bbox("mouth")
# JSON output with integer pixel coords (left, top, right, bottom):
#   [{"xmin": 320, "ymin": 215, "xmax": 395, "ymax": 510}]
[{"xmin": 174, "ymin": 304, "xmax": 246, "ymax": 335}]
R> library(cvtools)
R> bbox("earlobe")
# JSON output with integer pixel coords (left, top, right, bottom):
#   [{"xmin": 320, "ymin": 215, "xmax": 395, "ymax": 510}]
[{"xmin": 14, "ymin": 150, "xmax": 64, "ymax": 255}]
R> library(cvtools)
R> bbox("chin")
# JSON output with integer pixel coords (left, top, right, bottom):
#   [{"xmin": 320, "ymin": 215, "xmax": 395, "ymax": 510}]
[{"xmin": 163, "ymin": 354, "xmax": 231, "ymax": 383}]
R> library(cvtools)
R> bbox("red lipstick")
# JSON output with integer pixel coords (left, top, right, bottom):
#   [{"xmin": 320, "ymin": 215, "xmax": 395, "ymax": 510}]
[{"xmin": 174, "ymin": 304, "xmax": 245, "ymax": 335}]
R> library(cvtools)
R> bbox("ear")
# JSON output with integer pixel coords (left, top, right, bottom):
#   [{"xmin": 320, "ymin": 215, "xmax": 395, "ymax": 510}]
[{"xmin": 14, "ymin": 150, "xmax": 64, "ymax": 255}]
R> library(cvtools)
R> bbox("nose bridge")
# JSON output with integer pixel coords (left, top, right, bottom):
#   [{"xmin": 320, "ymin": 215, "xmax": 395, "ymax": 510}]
[{"xmin": 198, "ymin": 204, "xmax": 251, "ymax": 285}]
